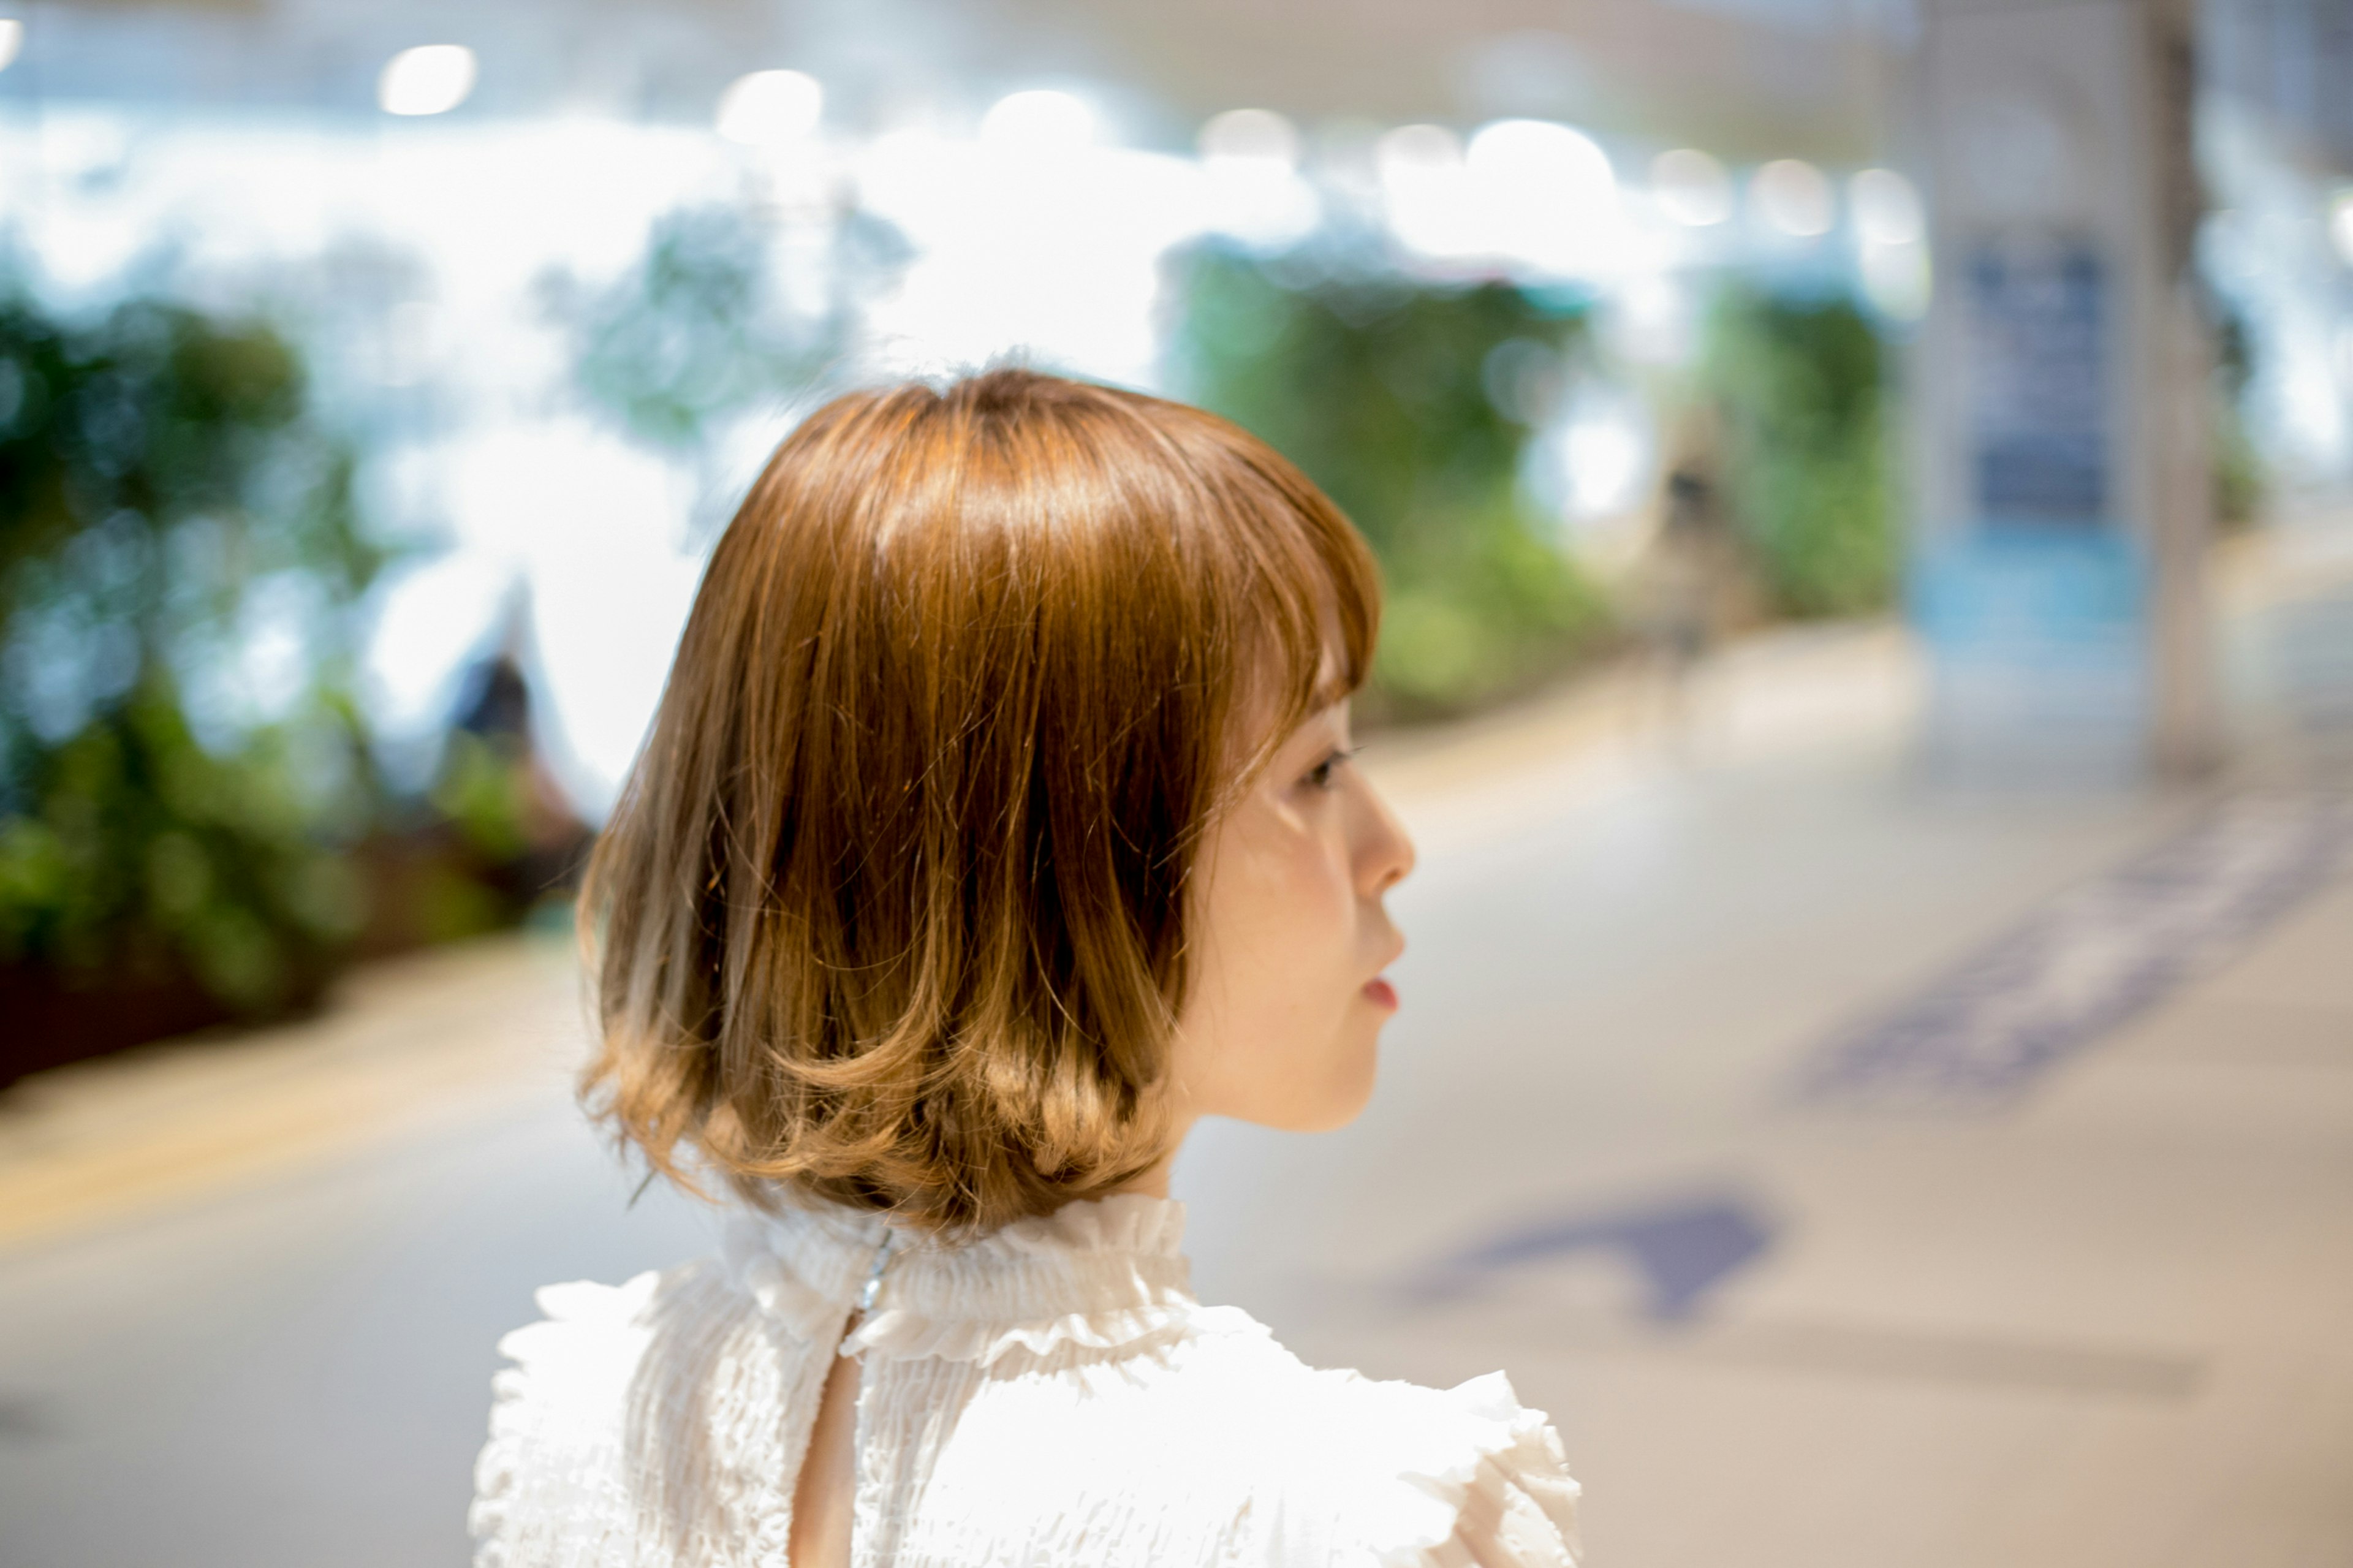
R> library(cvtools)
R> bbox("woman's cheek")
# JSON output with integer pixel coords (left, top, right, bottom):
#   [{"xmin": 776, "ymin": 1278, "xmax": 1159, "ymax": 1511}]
[{"xmin": 1267, "ymin": 811, "xmax": 1346, "ymax": 907}]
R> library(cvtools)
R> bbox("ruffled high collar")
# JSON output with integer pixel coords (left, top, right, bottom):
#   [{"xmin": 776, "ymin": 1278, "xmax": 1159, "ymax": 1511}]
[{"xmin": 719, "ymin": 1191, "xmax": 1205, "ymax": 1366}]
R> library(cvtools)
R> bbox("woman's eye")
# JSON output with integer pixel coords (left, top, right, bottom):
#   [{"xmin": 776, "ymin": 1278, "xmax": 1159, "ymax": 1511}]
[{"xmin": 1303, "ymin": 747, "xmax": 1356, "ymax": 791}]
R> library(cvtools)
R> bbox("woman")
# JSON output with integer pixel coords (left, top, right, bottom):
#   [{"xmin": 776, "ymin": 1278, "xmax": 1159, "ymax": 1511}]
[{"xmin": 471, "ymin": 369, "xmax": 1582, "ymax": 1567}]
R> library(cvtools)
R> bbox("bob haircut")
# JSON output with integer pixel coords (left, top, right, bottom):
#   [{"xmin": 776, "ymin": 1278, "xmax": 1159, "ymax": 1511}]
[{"xmin": 578, "ymin": 368, "xmax": 1380, "ymax": 1236}]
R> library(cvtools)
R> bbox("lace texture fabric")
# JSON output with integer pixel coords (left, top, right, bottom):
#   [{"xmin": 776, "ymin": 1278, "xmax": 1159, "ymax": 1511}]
[{"xmin": 470, "ymin": 1192, "xmax": 1581, "ymax": 1568}]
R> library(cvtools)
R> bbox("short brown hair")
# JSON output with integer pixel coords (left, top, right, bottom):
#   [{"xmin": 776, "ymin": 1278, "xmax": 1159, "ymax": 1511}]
[{"xmin": 577, "ymin": 369, "xmax": 1379, "ymax": 1235}]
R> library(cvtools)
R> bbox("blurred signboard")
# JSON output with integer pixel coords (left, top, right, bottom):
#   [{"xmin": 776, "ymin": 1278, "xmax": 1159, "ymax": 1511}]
[
  {"xmin": 1908, "ymin": 0, "xmax": 2209, "ymax": 784},
  {"xmin": 1912, "ymin": 528, "xmax": 2148, "ymax": 785},
  {"xmin": 1968, "ymin": 241, "xmax": 2107, "ymax": 528},
  {"xmin": 1917, "ymin": 235, "xmax": 2146, "ymax": 782}
]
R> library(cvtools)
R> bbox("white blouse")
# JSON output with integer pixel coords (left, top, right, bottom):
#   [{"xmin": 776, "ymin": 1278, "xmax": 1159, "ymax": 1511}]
[{"xmin": 470, "ymin": 1191, "xmax": 1582, "ymax": 1567}]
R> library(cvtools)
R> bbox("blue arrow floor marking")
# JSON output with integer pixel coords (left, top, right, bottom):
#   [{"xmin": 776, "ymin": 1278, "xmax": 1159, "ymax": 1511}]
[{"xmin": 1415, "ymin": 1189, "xmax": 1778, "ymax": 1322}]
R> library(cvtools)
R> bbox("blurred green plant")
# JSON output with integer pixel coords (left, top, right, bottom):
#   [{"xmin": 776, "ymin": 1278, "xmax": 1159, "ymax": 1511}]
[
  {"xmin": 0, "ymin": 290, "xmax": 385, "ymax": 1017},
  {"xmin": 1173, "ymin": 244, "xmax": 1610, "ymax": 719},
  {"xmin": 1699, "ymin": 286, "xmax": 1896, "ymax": 618},
  {"xmin": 542, "ymin": 203, "xmax": 911, "ymax": 483}
]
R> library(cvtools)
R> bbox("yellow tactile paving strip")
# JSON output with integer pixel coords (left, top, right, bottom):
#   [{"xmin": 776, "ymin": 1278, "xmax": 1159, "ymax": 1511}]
[{"xmin": 0, "ymin": 933, "xmax": 588, "ymax": 1253}]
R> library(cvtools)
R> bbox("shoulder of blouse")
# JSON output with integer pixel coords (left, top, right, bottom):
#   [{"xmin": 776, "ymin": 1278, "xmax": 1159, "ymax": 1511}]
[
  {"xmin": 1081, "ymin": 1323, "xmax": 1579, "ymax": 1567},
  {"xmin": 1262, "ymin": 1354, "xmax": 1584, "ymax": 1568}
]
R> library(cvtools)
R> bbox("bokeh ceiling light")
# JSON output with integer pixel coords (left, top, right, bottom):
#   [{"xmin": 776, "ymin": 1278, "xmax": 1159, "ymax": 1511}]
[
  {"xmin": 1197, "ymin": 108, "xmax": 1317, "ymax": 249},
  {"xmin": 0, "ymin": 19, "xmax": 23, "ymax": 74},
  {"xmin": 1376, "ymin": 123, "xmax": 1465, "ymax": 177},
  {"xmin": 1199, "ymin": 108, "xmax": 1298, "ymax": 169},
  {"xmin": 1650, "ymin": 148, "xmax": 1730, "ymax": 226},
  {"xmin": 716, "ymin": 70, "xmax": 824, "ymax": 146},
  {"xmin": 1466, "ymin": 118, "xmax": 1621, "ymax": 276},
  {"xmin": 378, "ymin": 44, "xmax": 477, "ymax": 116},
  {"xmin": 979, "ymin": 89, "xmax": 1096, "ymax": 150},
  {"xmin": 1754, "ymin": 157, "xmax": 1832, "ymax": 237},
  {"xmin": 1465, "ymin": 119, "xmax": 1613, "ymax": 205},
  {"xmin": 1378, "ymin": 118, "xmax": 1627, "ymax": 279},
  {"xmin": 2330, "ymin": 187, "xmax": 2353, "ymax": 266},
  {"xmin": 1375, "ymin": 124, "xmax": 1469, "ymax": 259},
  {"xmin": 1851, "ymin": 167, "xmax": 1923, "ymax": 246}
]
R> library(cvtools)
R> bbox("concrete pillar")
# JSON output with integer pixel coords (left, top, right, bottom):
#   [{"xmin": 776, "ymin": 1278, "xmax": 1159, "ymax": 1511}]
[{"xmin": 1908, "ymin": 0, "xmax": 2220, "ymax": 786}]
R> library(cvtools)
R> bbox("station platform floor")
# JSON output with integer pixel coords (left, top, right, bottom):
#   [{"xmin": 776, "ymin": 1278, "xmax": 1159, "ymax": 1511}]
[{"xmin": 1, "ymin": 543, "xmax": 2347, "ymax": 1567}]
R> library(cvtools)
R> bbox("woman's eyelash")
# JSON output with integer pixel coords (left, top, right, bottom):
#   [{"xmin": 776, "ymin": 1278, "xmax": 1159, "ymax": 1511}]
[{"xmin": 1305, "ymin": 746, "xmax": 1360, "ymax": 789}]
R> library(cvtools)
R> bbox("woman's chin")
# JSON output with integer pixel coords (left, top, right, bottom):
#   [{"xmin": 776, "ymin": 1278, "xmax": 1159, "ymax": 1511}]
[
  {"xmin": 1295, "ymin": 1039, "xmax": 1379, "ymax": 1132},
  {"xmin": 1197, "ymin": 1016, "xmax": 1384, "ymax": 1134}
]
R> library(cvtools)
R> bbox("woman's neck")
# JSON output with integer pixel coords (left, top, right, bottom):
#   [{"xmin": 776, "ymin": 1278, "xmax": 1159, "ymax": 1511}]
[{"xmin": 1105, "ymin": 1113, "xmax": 1195, "ymax": 1200}]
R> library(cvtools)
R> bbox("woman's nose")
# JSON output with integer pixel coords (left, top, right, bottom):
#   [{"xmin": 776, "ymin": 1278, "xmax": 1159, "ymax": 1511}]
[{"xmin": 1355, "ymin": 777, "xmax": 1416, "ymax": 896}]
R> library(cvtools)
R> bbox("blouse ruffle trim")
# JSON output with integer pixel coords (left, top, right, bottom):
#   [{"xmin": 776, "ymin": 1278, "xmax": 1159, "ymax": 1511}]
[
  {"xmin": 841, "ymin": 1298, "xmax": 1271, "ymax": 1367},
  {"xmin": 469, "ymin": 1273, "xmax": 661, "ymax": 1568},
  {"xmin": 1359, "ymin": 1371, "xmax": 1583, "ymax": 1568},
  {"xmin": 719, "ymin": 1229, "xmax": 841, "ymax": 1341},
  {"xmin": 719, "ymin": 1192, "xmax": 1222, "ymax": 1366},
  {"xmin": 977, "ymin": 1190, "xmax": 1189, "ymax": 1259}
]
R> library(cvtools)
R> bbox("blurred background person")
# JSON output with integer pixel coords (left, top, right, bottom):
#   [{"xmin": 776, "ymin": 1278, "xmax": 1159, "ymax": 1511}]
[{"xmin": 1626, "ymin": 455, "xmax": 1749, "ymax": 741}]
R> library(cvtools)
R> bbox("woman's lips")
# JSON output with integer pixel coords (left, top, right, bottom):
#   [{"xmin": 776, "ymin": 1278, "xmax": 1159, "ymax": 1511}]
[{"xmin": 1362, "ymin": 976, "xmax": 1398, "ymax": 1009}]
